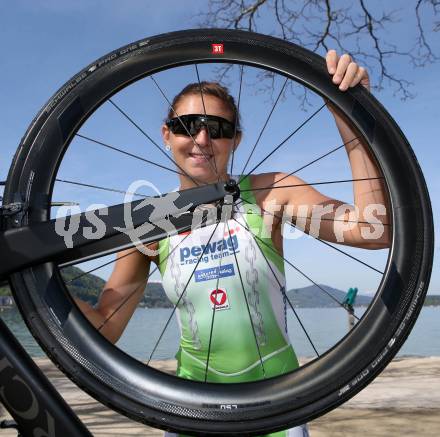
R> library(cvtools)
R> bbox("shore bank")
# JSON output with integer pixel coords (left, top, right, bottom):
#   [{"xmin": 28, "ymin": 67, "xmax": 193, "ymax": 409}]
[{"xmin": 1, "ymin": 356, "xmax": 439, "ymax": 436}]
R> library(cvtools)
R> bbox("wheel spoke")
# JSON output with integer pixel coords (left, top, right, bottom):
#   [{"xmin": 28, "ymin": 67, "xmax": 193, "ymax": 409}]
[
  {"xmin": 226, "ymin": 220, "xmax": 267, "ymax": 378},
  {"xmin": 238, "ymin": 102, "xmax": 327, "ymax": 185},
  {"xmin": 64, "ymin": 248, "xmax": 138, "ymax": 284},
  {"xmin": 241, "ymin": 176, "xmax": 386, "ymax": 193},
  {"xmin": 55, "ymin": 178, "xmax": 149, "ymax": 198},
  {"xmin": 204, "ymin": 217, "xmax": 229, "ymax": 382},
  {"xmin": 76, "ymin": 133, "xmax": 185, "ymax": 177},
  {"xmin": 238, "ymin": 197, "xmax": 384, "ymax": 275},
  {"xmin": 93, "ymin": 232, "xmax": 194, "ymax": 333},
  {"xmin": 147, "ymin": 222, "xmax": 221, "ymax": 365},
  {"xmin": 305, "ymin": 236, "xmax": 384, "ymax": 274},
  {"xmin": 108, "ymin": 98, "xmax": 201, "ymax": 186},
  {"xmin": 229, "ymin": 65, "xmax": 244, "ymax": 177},
  {"xmin": 236, "ymin": 196, "xmax": 389, "ymax": 227},
  {"xmin": 194, "ymin": 64, "xmax": 219, "ymax": 180},
  {"xmin": 231, "ymin": 217, "xmax": 360, "ymax": 320},
  {"xmin": 274, "ymin": 136, "xmax": 362, "ymax": 185},
  {"xmin": 233, "ymin": 208, "xmax": 320, "ymax": 357},
  {"xmin": 150, "ymin": 75, "xmax": 221, "ymax": 182},
  {"xmin": 240, "ymin": 77, "xmax": 288, "ymax": 177}
]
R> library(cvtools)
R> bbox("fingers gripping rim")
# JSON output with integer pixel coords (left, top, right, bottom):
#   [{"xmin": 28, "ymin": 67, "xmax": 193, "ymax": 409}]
[{"xmin": 4, "ymin": 29, "xmax": 434, "ymax": 435}]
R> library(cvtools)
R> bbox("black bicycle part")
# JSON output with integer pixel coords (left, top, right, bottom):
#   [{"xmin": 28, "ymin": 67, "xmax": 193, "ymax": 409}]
[
  {"xmin": 0, "ymin": 182, "xmax": 226, "ymax": 281},
  {"xmin": 2, "ymin": 29, "xmax": 434, "ymax": 435},
  {"xmin": 0, "ymin": 317, "xmax": 91, "ymax": 436}
]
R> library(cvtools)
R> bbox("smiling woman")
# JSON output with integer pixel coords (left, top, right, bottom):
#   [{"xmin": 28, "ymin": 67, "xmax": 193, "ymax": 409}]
[{"xmin": 2, "ymin": 29, "xmax": 433, "ymax": 436}]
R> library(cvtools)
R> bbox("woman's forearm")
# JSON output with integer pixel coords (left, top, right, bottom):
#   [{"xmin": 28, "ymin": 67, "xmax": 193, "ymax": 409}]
[
  {"xmin": 73, "ymin": 293, "xmax": 131, "ymax": 344},
  {"xmin": 331, "ymin": 107, "xmax": 390, "ymax": 246},
  {"xmin": 73, "ymin": 297, "xmax": 111, "ymax": 338},
  {"xmin": 333, "ymin": 110, "xmax": 387, "ymax": 209}
]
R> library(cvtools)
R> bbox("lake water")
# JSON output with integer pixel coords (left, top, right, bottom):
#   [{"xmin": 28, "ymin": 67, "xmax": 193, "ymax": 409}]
[{"xmin": 2, "ymin": 306, "xmax": 439, "ymax": 360}]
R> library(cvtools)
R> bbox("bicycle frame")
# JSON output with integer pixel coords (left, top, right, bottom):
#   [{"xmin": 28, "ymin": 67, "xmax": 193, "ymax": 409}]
[
  {"xmin": 0, "ymin": 180, "xmax": 235, "ymax": 435},
  {"xmin": 0, "ymin": 182, "xmax": 231, "ymax": 282},
  {"xmin": 0, "ymin": 314, "xmax": 91, "ymax": 436}
]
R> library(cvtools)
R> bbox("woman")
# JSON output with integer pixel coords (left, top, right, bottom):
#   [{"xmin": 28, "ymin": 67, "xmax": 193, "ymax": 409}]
[{"xmin": 75, "ymin": 50, "xmax": 390, "ymax": 437}]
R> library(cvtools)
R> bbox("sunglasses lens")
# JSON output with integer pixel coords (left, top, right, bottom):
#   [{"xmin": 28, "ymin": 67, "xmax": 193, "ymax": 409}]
[
  {"xmin": 206, "ymin": 120, "xmax": 221, "ymax": 139},
  {"xmin": 218, "ymin": 122, "xmax": 234, "ymax": 139},
  {"xmin": 170, "ymin": 120, "xmax": 188, "ymax": 135}
]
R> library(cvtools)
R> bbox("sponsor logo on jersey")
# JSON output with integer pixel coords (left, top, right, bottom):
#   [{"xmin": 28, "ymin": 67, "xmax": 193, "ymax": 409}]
[
  {"xmin": 179, "ymin": 235, "xmax": 239, "ymax": 264},
  {"xmin": 210, "ymin": 288, "xmax": 230, "ymax": 311},
  {"xmin": 194, "ymin": 264, "xmax": 235, "ymax": 282}
]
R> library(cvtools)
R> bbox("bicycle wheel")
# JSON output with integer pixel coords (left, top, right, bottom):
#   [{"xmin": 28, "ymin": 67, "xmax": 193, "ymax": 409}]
[{"xmin": 2, "ymin": 29, "xmax": 433, "ymax": 435}]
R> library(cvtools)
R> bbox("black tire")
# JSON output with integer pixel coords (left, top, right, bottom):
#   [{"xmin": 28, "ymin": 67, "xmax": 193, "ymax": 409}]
[{"xmin": 3, "ymin": 29, "xmax": 434, "ymax": 435}]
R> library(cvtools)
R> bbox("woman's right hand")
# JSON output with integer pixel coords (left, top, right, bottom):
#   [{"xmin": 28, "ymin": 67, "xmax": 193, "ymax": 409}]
[{"xmin": 325, "ymin": 50, "xmax": 370, "ymax": 92}]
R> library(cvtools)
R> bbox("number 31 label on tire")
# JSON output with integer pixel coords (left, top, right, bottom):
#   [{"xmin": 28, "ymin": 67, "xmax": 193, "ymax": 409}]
[{"xmin": 210, "ymin": 288, "xmax": 230, "ymax": 311}]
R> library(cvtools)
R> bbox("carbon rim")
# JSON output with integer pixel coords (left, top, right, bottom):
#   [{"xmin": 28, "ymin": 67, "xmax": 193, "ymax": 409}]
[{"xmin": 4, "ymin": 29, "xmax": 433, "ymax": 434}]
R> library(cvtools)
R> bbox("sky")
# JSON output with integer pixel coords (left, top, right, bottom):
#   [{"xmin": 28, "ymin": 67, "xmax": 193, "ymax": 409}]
[{"xmin": 0, "ymin": 1, "xmax": 439, "ymax": 295}]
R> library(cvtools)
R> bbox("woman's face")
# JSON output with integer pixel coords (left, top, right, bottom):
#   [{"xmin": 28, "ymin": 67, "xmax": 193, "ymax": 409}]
[{"xmin": 161, "ymin": 94, "xmax": 241, "ymax": 186}]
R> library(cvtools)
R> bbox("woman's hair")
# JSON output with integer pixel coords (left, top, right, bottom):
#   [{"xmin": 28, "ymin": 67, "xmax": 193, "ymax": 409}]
[{"xmin": 166, "ymin": 81, "xmax": 242, "ymax": 131}]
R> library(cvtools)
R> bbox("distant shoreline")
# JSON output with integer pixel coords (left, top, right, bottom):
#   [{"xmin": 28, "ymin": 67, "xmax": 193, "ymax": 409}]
[
  {"xmin": 3, "ymin": 270, "xmax": 440, "ymax": 308},
  {"xmin": 2, "ymin": 300, "xmax": 440, "ymax": 309}
]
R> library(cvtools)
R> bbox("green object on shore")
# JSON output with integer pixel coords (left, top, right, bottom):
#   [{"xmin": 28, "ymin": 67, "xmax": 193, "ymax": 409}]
[{"xmin": 344, "ymin": 287, "xmax": 358, "ymax": 306}]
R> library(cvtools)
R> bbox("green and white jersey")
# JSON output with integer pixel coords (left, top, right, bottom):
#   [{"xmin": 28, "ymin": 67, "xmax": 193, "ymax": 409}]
[{"xmin": 157, "ymin": 175, "xmax": 299, "ymax": 383}]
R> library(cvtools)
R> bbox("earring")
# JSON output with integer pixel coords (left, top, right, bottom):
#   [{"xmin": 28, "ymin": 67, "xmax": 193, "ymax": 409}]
[{"xmin": 165, "ymin": 144, "xmax": 171, "ymax": 151}]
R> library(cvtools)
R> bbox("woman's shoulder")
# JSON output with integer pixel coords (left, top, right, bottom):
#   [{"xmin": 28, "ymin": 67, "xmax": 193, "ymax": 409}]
[
  {"xmin": 243, "ymin": 172, "xmax": 306, "ymax": 207},
  {"xmin": 118, "ymin": 241, "xmax": 161, "ymax": 267},
  {"xmin": 245, "ymin": 172, "xmax": 304, "ymax": 193},
  {"xmin": 144, "ymin": 240, "xmax": 161, "ymax": 266}
]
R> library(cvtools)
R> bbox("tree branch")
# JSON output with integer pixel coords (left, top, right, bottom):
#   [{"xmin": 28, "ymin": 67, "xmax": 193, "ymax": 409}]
[{"xmin": 196, "ymin": 0, "xmax": 439, "ymax": 103}]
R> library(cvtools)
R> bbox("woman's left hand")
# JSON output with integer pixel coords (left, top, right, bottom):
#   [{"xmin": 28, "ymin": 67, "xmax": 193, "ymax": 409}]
[{"xmin": 325, "ymin": 50, "xmax": 370, "ymax": 92}]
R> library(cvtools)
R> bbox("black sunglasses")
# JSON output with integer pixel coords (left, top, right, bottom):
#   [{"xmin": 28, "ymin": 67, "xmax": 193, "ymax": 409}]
[{"xmin": 166, "ymin": 114, "xmax": 239, "ymax": 139}]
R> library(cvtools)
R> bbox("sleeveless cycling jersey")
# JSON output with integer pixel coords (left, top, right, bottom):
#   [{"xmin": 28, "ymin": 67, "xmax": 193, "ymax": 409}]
[
  {"xmin": 158, "ymin": 175, "xmax": 309, "ymax": 437},
  {"xmin": 157, "ymin": 175, "xmax": 299, "ymax": 382}
]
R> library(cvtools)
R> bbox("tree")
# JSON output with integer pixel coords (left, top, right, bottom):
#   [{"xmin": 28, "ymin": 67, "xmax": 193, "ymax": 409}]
[{"xmin": 197, "ymin": 0, "xmax": 439, "ymax": 101}]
